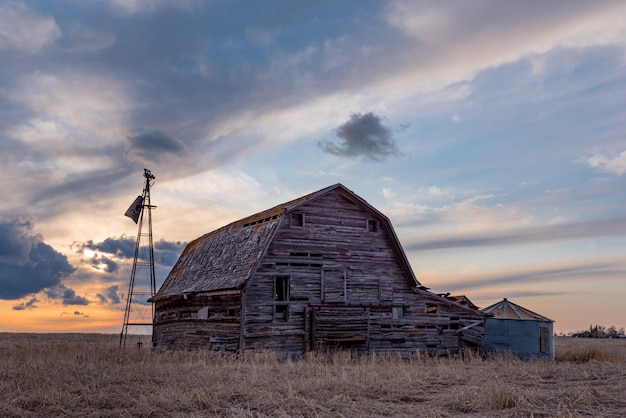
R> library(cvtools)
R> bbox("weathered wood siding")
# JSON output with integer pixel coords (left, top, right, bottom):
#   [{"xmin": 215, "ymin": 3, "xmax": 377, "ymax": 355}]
[
  {"xmin": 152, "ymin": 292, "xmax": 242, "ymax": 351},
  {"xmin": 243, "ymin": 189, "xmax": 484, "ymax": 356},
  {"xmin": 152, "ymin": 186, "xmax": 484, "ymax": 355}
]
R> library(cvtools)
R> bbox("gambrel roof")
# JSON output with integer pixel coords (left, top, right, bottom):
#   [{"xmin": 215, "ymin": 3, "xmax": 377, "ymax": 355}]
[{"xmin": 151, "ymin": 184, "xmax": 420, "ymax": 301}]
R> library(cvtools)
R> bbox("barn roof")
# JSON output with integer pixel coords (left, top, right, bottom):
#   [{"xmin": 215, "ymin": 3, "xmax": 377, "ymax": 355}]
[
  {"xmin": 444, "ymin": 295, "xmax": 479, "ymax": 310},
  {"xmin": 481, "ymin": 298, "xmax": 553, "ymax": 322},
  {"xmin": 151, "ymin": 183, "xmax": 419, "ymax": 301}
]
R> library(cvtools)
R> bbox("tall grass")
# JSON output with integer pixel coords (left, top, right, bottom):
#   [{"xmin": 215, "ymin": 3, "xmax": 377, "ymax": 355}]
[{"xmin": 0, "ymin": 334, "xmax": 624, "ymax": 417}]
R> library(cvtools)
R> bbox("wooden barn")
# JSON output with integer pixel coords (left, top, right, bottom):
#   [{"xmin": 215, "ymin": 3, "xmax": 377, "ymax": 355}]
[
  {"xmin": 150, "ymin": 184, "xmax": 485, "ymax": 356},
  {"xmin": 481, "ymin": 298, "xmax": 554, "ymax": 361}
]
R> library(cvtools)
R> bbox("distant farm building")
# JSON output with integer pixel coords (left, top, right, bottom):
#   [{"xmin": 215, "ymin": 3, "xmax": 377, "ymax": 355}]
[
  {"xmin": 150, "ymin": 184, "xmax": 485, "ymax": 356},
  {"xmin": 481, "ymin": 298, "xmax": 554, "ymax": 361}
]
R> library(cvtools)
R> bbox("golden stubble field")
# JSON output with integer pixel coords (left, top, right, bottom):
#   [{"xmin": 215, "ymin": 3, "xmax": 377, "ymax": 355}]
[{"xmin": 1, "ymin": 334, "xmax": 625, "ymax": 417}]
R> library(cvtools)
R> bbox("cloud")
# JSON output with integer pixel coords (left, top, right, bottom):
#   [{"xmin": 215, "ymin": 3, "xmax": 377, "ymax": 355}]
[
  {"xmin": 45, "ymin": 284, "xmax": 90, "ymax": 306},
  {"xmin": 77, "ymin": 236, "xmax": 186, "ymax": 267},
  {"xmin": 7, "ymin": 71, "xmax": 130, "ymax": 140},
  {"xmin": 65, "ymin": 23, "xmax": 116, "ymax": 53},
  {"xmin": 12, "ymin": 297, "xmax": 39, "ymax": 311},
  {"xmin": 386, "ymin": 1, "xmax": 626, "ymax": 78},
  {"xmin": 105, "ymin": 0, "xmax": 194, "ymax": 16},
  {"xmin": 0, "ymin": 1, "xmax": 60, "ymax": 53},
  {"xmin": 319, "ymin": 112, "xmax": 401, "ymax": 161},
  {"xmin": 96, "ymin": 285, "xmax": 122, "ymax": 305},
  {"xmin": 61, "ymin": 310, "xmax": 89, "ymax": 318},
  {"xmin": 0, "ymin": 218, "xmax": 39, "ymax": 264},
  {"xmin": 406, "ymin": 215, "xmax": 626, "ymax": 251},
  {"xmin": 62, "ymin": 288, "xmax": 90, "ymax": 306},
  {"xmin": 125, "ymin": 131, "xmax": 188, "ymax": 164},
  {"xmin": 442, "ymin": 259, "xmax": 626, "ymax": 292},
  {"xmin": 79, "ymin": 236, "xmax": 136, "ymax": 259},
  {"xmin": 89, "ymin": 255, "xmax": 120, "ymax": 273},
  {"xmin": 0, "ymin": 218, "xmax": 75, "ymax": 299},
  {"xmin": 106, "ymin": 285, "xmax": 122, "ymax": 304},
  {"xmin": 587, "ymin": 150, "xmax": 626, "ymax": 175},
  {"xmin": 155, "ymin": 239, "xmax": 187, "ymax": 266}
]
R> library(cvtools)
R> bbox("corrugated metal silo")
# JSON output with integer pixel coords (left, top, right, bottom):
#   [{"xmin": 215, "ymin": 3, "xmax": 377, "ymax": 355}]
[{"xmin": 481, "ymin": 298, "xmax": 554, "ymax": 361}]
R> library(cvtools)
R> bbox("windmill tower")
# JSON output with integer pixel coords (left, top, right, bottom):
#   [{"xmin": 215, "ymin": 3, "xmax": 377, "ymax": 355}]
[{"xmin": 119, "ymin": 168, "xmax": 157, "ymax": 348}]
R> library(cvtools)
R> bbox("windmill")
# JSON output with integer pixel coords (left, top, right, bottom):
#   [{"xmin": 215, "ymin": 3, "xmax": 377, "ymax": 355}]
[{"xmin": 119, "ymin": 168, "xmax": 157, "ymax": 349}]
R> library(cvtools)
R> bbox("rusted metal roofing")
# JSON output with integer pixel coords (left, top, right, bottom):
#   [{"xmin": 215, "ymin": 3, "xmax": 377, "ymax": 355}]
[
  {"xmin": 481, "ymin": 298, "xmax": 553, "ymax": 322},
  {"xmin": 151, "ymin": 183, "xmax": 420, "ymax": 301}
]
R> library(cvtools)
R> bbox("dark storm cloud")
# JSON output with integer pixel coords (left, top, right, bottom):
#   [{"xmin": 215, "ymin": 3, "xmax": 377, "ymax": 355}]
[
  {"xmin": 45, "ymin": 283, "xmax": 90, "ymax": 306},
  {"xmin": 78, "ymin": 236, "xmax": 185, "ymax": 267},
  {"xmin": 155, "ymin": 239, "xmax": 187, "ymax": 266},
  {"xmin": 106, "ymin": 285, "xmax": 122, "ymax": 304},
  {"xmin": 63, "ymin": 287, "xmax": 90, "ymax": 306},
  {"xmin": 0, "ymin": 218, "xmax": 39, "ymax": 263},
  {"xmin": 125, "ymin": 131, "xmax": 187, "ymax": 164},
  {"xmin": 79, "ymin": 236, "xmax": 136, "ymax": 258},
  {"xmin": 89, "ymin": 254, "xmax": 119, "ymax": 273},
  {"xmin": 154, "ymin": 239, "xmax": 186, "ymax": 252},
  {"xmin": 319, "ymin": 112, "xmax": 401, "ymax": 161},
  {"xmin": 12, "ymin": 297, "xmax": 39, "ymax": 311},
  {"xmin": 96, "ymin": 285, "xmax": 122, "ymax": 305},
  {"xmin": 0, "ymin": 218, "xmax": 75, "ymax": 299}
]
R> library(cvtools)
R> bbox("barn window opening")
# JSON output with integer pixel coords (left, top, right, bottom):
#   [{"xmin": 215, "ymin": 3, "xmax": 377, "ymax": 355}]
[
  {"xmin": 392, "ymin": 306, "xmax": 403, "ymax": 319},
  {"xmin": 198, "ymin": 307, "xmax": 210, "ymax": 320},
  {"xmin": 274, "ymin": 276, "xmax": 289, "ymax": 321},
  {"xmin": 227, "ymin": 308, "xmax": 236, "ymax": 317},
  {"xmin": 288, "ymin": 252, "xmax": 323, "ymax": 267},
  {"xmin": 540, "ymin": 327, "xmax": 549, "ymax": 353},
  {"xmin": 291, "ymin": 212, "xmax": 304, "ymax": 227},
  {"xmin": 275, "ymin": 276, "xmax": 290, "ymax": 301},
  {"xmin": 367, "ymin": 219, "xmax": 378, "ymax": 232},
  {"xmin": 175, "ymin": 311, "xmax": 182, "ymax": 320},
  {"xmin": 243, "ymin": 214, "xmax": 279, "ymax": 228},
  {"xmin": 290, "ymin": 251, "xmax": 322, "ymax": 258},
  {"xmin": 449, "ymin": 317, "xmax": 460, "ymax": 330},
  {"xmin": 426, "ymin": 304, "xmax": 438, "ymax": 314},
  {"xmin": 274, "ymin": 303, "xmax": 289, "ymax": 321}
]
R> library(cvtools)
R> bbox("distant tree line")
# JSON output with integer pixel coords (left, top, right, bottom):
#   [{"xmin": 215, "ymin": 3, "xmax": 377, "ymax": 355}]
[{"xmin": 569, "ymin": 324, "xmax": 625, "ymax": 338}]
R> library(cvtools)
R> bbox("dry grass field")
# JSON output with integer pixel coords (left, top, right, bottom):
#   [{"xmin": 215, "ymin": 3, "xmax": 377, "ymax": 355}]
[{"xmin": 1, "ymin": 334, "xmax": 625, "ymax": 417}]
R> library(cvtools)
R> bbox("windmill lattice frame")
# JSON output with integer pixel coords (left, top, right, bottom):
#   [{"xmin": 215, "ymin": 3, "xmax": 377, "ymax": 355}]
[{"xmin": 119, "ymin": 168, "xmax": 156, "ymax": 349}]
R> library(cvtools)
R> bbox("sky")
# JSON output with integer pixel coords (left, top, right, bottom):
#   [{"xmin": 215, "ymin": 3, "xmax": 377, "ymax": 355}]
[{"xmin": 1, "ymin": 0, "xmax": 625, "ymax": 334}]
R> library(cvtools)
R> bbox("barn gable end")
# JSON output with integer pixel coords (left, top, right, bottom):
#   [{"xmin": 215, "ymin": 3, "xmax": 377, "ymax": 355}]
[{"xmin": 151, "ymin": 184, "xmax": 485, "ymax": 355}]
